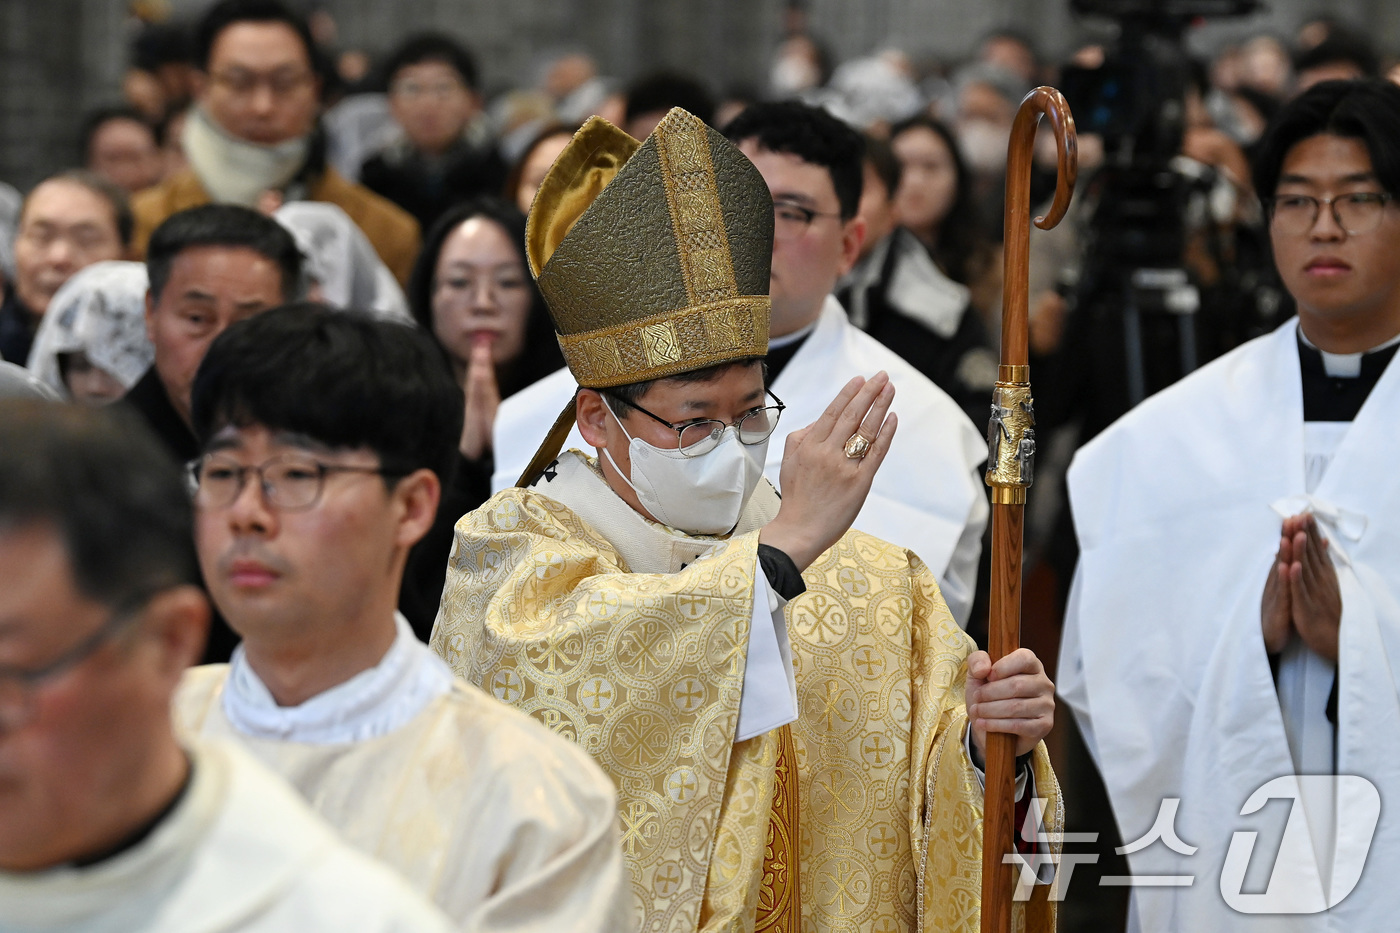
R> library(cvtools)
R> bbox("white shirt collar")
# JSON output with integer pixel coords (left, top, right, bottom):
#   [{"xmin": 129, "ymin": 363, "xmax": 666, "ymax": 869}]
[
  {"xmin": 221, "ymin": 613, "xmax": 454, "ymax": 744},
  {"xmin": 1298, "ymin": 327, "xmax": 1400, "ymax": 378}
]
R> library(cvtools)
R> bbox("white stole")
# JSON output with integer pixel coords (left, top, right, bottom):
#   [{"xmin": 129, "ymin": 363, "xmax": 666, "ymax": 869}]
[{"xmin": 1061, "ymin": 319, "xmax": 1400, "ymax": 931}]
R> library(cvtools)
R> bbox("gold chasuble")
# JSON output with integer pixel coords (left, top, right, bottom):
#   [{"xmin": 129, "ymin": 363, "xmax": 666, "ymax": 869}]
[{"xmin": 431, "ymin": 108, "xmax": 1061, "ymax": 932}]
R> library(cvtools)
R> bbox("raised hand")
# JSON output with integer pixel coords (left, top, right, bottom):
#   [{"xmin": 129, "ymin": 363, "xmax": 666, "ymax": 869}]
[{"xmin": 758, "ymin": 373, "xmax": 897, "ymax": 571}]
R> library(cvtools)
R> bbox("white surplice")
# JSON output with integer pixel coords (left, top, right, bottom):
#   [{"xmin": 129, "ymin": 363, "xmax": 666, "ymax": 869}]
[
  {"xmin": 174, "ymin": 617, "xmax": 630, "ymax": 933},
  {"xmin": 0, "ymin": 738, "xmax": 453, "ymax": 933},
  {"xmin": 1059, "ymin": 319, "xmax": 1400, "ymax": 932},
  {"xmin": 491, "ymin": 295, "xmax": 989, "ymax": 626}
]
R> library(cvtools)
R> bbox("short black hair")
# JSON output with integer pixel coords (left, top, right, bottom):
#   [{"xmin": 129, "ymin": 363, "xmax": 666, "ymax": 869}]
[
  {"xmin": 191, "ymin": 304, "xmax": 464, "ymax": 484},
  {"xmin": 605, "ymin": 358, "xmax": 766, "ymax": 418},
  {"xmin": 1293, "ymin": 31, "xmax": 1379, "ymax": 79},
  {"xmin": 0, "ymin": 401, "xmax": 199, "ymax": 608},
  {"xmin": 383, "ymin": 32, "xmax": 479, "ymax": 91},
  {"xmin": 1252, "ymin": 79, "xmax": 1400, "ymax": 200},
  {"xmin": 862, "ymin": 133, "xmax": 901, "ymax": 199},
  {"xmin": 721, "ymin": 100, "xmax": 864, "ymax": 219},
  {"xmin": 624, "ymin": 72, "xmax": 715, "ymax": 125},
  {"xmin": 146, "ymin": 204, "xmax": 304, "ymax": 305},
  {"xmin": 79, "ymin": 106, "xmax": 158, "ymax": 164},
  {"xmin": 26, "ymin": 170, "xmax": 134, "ymax": 248},
  {"xmin": 194, "ymin": 0, "xmax": 317, "ymax": 73}
]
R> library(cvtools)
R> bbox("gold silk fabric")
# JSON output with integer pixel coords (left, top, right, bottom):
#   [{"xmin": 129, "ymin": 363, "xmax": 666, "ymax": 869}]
[
  {"xmin": 433, "ymin": 484, "xmax": 1062, "ymax": 933},
  {"xmin": 432, "ymin": 489, "xmax": 767, "ymax": 932}
]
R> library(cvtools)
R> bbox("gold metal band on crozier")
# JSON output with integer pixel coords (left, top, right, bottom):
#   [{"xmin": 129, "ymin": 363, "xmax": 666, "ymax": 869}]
[
  {"xmin": 984, "ymin": 381, "xmax": 1036, "ymax": 494},
  {"xmin": 558, "ymin": 296, "xmax": 770, "ymax": 388}
]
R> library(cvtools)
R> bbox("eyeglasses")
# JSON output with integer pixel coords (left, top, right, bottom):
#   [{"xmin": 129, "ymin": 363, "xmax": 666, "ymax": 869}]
[
  {"xmin": 188, "ymin": 453, "xmax": 400, "ymax": 511},
  {"xmin": 773, "ymin": 198, "xmax": 844, "ymax": 240},
  {"xmin": 211, "ymin": 68, "xmax": 315, "ymax": 99},
  {"xmin": 1266, "ymin": 192, "xmax": 1394, "ymax": 237},
  {"xmin": 391, "ymin": 78, "xmax": 467, "ymax": 101},
  {"xmin": 0, "ymin": 593, "xmax": 151, "ymax": 732},
  {"xmin": 606, "ymin": 391, "xmax": 786, "ymax": 457}
]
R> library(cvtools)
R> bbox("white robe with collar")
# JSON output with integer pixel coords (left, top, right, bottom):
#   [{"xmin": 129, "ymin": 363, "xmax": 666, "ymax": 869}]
[
  {"xmin": 1059, "ymin": 319, "xmax": 1400, "ymax": 931},
  {"xmin": 0, "ymin": 738, "xmax": 453, "ymax": 933},
  {"xmin": 490, "ymin": 295, "xmax": 989, "ymax": 626},
  {"xmin": 174, "ymin": 616, "xmax": 630, "ymax": 933}
]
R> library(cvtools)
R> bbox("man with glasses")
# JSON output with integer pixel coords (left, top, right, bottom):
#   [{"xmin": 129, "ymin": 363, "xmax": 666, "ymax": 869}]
[
  {"xmin": 434, "ymin": 108, "xmax": 1060, "ymax": 932},
  {"xmin": 0, "ymin": 400, "xmax": 454, "ymax": 931},
  {"xmin": 1060, "ymin": 79, "xmax": 1400, "ymax": 931},
  {"xmin": 129, "ymin": 0, "xmax": 420, "ymax": 285},
  {"xmin": 491, "ymin": 100, "xmax": 990, "ymax": 630},
  {"xmin": 174, "ymin": 304, "xmax": 628, "ymax": 931},
  {"xmin": 360, "ymin": 34, "xmax": 506, "ymax": 234}
]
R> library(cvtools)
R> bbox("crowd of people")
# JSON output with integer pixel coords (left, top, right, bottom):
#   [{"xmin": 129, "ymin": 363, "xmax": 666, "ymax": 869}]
[{"xmin": 2, "ymin": 0, "xmax": 1400, "ymax": 930}]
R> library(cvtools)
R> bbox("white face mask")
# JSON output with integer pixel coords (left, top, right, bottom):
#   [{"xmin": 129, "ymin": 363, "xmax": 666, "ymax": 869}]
[
  {"xmin": 602, "ymin": 404, "xmax": 768, "ymax": 536},
  {"xmin": 956, "ymin": 118, "xmax": 1010, "ymax": 174}
]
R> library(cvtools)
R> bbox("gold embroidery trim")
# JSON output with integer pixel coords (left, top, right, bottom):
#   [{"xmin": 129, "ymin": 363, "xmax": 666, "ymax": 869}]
[
  {"xmin": 557, "ymin": 296, "xmax": 770, "ymax": 387},
  {"xmin": 655, "ymin": 109, "xmax": 738, "ymax": 305},
  {"xmin": 755, "ymin": 723, "xmax": 801, "ymax": 932}
]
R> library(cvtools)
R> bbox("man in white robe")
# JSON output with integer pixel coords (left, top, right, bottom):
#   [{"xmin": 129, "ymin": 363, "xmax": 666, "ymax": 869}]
[
  {"xmin": 1059, "ymin": 79, "xmax": 1400, "ymax": 931},
  {"xmin": 173, "ymin": 305, "xmax": 629, "ymax": 932},
  {"xmin": 0, "ymin": 401, "xmax": 451, "ymax": 932},
  {"xmin": 491, "ymin": 101, "xmax": 988, "ymax": 627}
]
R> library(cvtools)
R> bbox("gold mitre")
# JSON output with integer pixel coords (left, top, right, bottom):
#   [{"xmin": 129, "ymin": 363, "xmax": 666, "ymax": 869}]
[{"xmin": 515, "ymin": 107, "xmax": 774, "ymax": 486}]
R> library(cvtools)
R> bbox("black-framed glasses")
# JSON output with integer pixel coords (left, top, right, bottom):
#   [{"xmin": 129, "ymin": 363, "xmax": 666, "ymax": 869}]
[
  {"xmin": 773, "ymin": 198, "xmax": 844, "ymax": 239},
  {"xmin": 188, "ymin": 453, "xmax": 402, "ymax": 511},
  {"xmin": 606, "ymin": 390, "xmax": 786, "ymax": 457},
  {"xmin": 1266, "ymin": 191, "xmax": 1394, "ymax": 237},
  {"xmin": 0, "ymin": 592, "xmax": 152, "ymax": 732}
]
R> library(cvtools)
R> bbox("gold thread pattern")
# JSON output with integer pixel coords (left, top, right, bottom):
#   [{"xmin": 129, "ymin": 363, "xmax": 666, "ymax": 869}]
[
  {"xmin": 655, "ymin": 110, "xmax": 738, "ymax": 305},
  {"xmin": 755, "ymin": 724, "xmax": 801, "ymax": 932},
  {"xmin": 432, "ymin": 486, "xmax": 1064, "ymax": 932},
  {"xmin": 557, "ymin": 296, "xmax": 769, "ymax": 388}
]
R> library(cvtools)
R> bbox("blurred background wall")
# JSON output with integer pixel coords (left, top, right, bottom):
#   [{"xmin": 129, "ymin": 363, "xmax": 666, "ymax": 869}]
[{"xmin": 5, "ymin": 0, "xmax": 1400, "ymax": 189}]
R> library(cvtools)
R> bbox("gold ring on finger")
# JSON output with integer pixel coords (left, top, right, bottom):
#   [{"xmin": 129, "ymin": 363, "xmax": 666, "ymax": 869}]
[{"xmin": 843, "ymin": 433, "xmax": 871, "ymax": 460}]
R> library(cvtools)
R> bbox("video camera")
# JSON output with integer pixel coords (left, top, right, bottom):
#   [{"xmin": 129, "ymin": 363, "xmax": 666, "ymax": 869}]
[{"xmin": 1051, "ymin": 0, "xmax": 1273, "ymax": 413}]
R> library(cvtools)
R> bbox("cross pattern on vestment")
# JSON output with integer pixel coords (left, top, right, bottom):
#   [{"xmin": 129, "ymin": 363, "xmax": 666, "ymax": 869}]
[
  {"xmin": 854, "ymin": 647, "xmax": 883, "ymax": 676},
  {"xmin": 868, "ymin": 823, "xmax": 899, "ymax": 858},
  {"xmin": 580, "ymin": 677, "xmax": 614, "ymax": 711},
  {"xmin": 620, "ymin": 800, "xmax": 660, "ymax": 856},
  {"xmin": 671, "ymin": 678, "xmax": 705, "ymax": 713},
  {"xmin": 814, "ymin": 679, "xmax": 855, "ymax": 731},
  {"xmin": 821, "ymin": 858, "xmax": 870, "ymax": 916}
]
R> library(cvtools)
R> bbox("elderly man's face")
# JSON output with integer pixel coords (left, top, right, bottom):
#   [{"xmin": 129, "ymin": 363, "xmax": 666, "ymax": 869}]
[
  {"xmin": 13, "ymin": 180, "xmax": 124, "ymax": 318},
  {"xmin": 0, "ymin": 525, "xmax": 178, "ymax": 871},
  {"xmin": 146, "ymin": 245, "xmax": 287, "ymax": 425},
  {"xmin": 198, "ymin": 22, "xmax": 319, "ymax": 146}
]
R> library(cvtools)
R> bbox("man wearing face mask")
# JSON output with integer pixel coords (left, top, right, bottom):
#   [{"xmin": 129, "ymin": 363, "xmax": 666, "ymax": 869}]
[
  {"xmin": 951, "ymin": 63, "xmax": 1027, "ymax": 241},
  {"xmin": 129, "ymin": 0, "xmax": 420, "ymax": 286},
  {"xmin": 433, "ymin": 108, "xmax": 1062, "ymax": 933}
]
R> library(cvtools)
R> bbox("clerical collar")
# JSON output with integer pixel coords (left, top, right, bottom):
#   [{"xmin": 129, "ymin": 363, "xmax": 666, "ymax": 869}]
[
  {"xmin": 1297, "ymin": 327, "xmax": 1400, "ymax": 377},
  {"xmin": 1296, "ymin": 330, "xmax": 1400, "ymax": 422},
  {"xmin": 221, "ymin": 613, "xmax": 454, "ymax": 744},
  {"xmin": 766, "ymin": 319, "xmax": 818, "ymax": 382}
]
